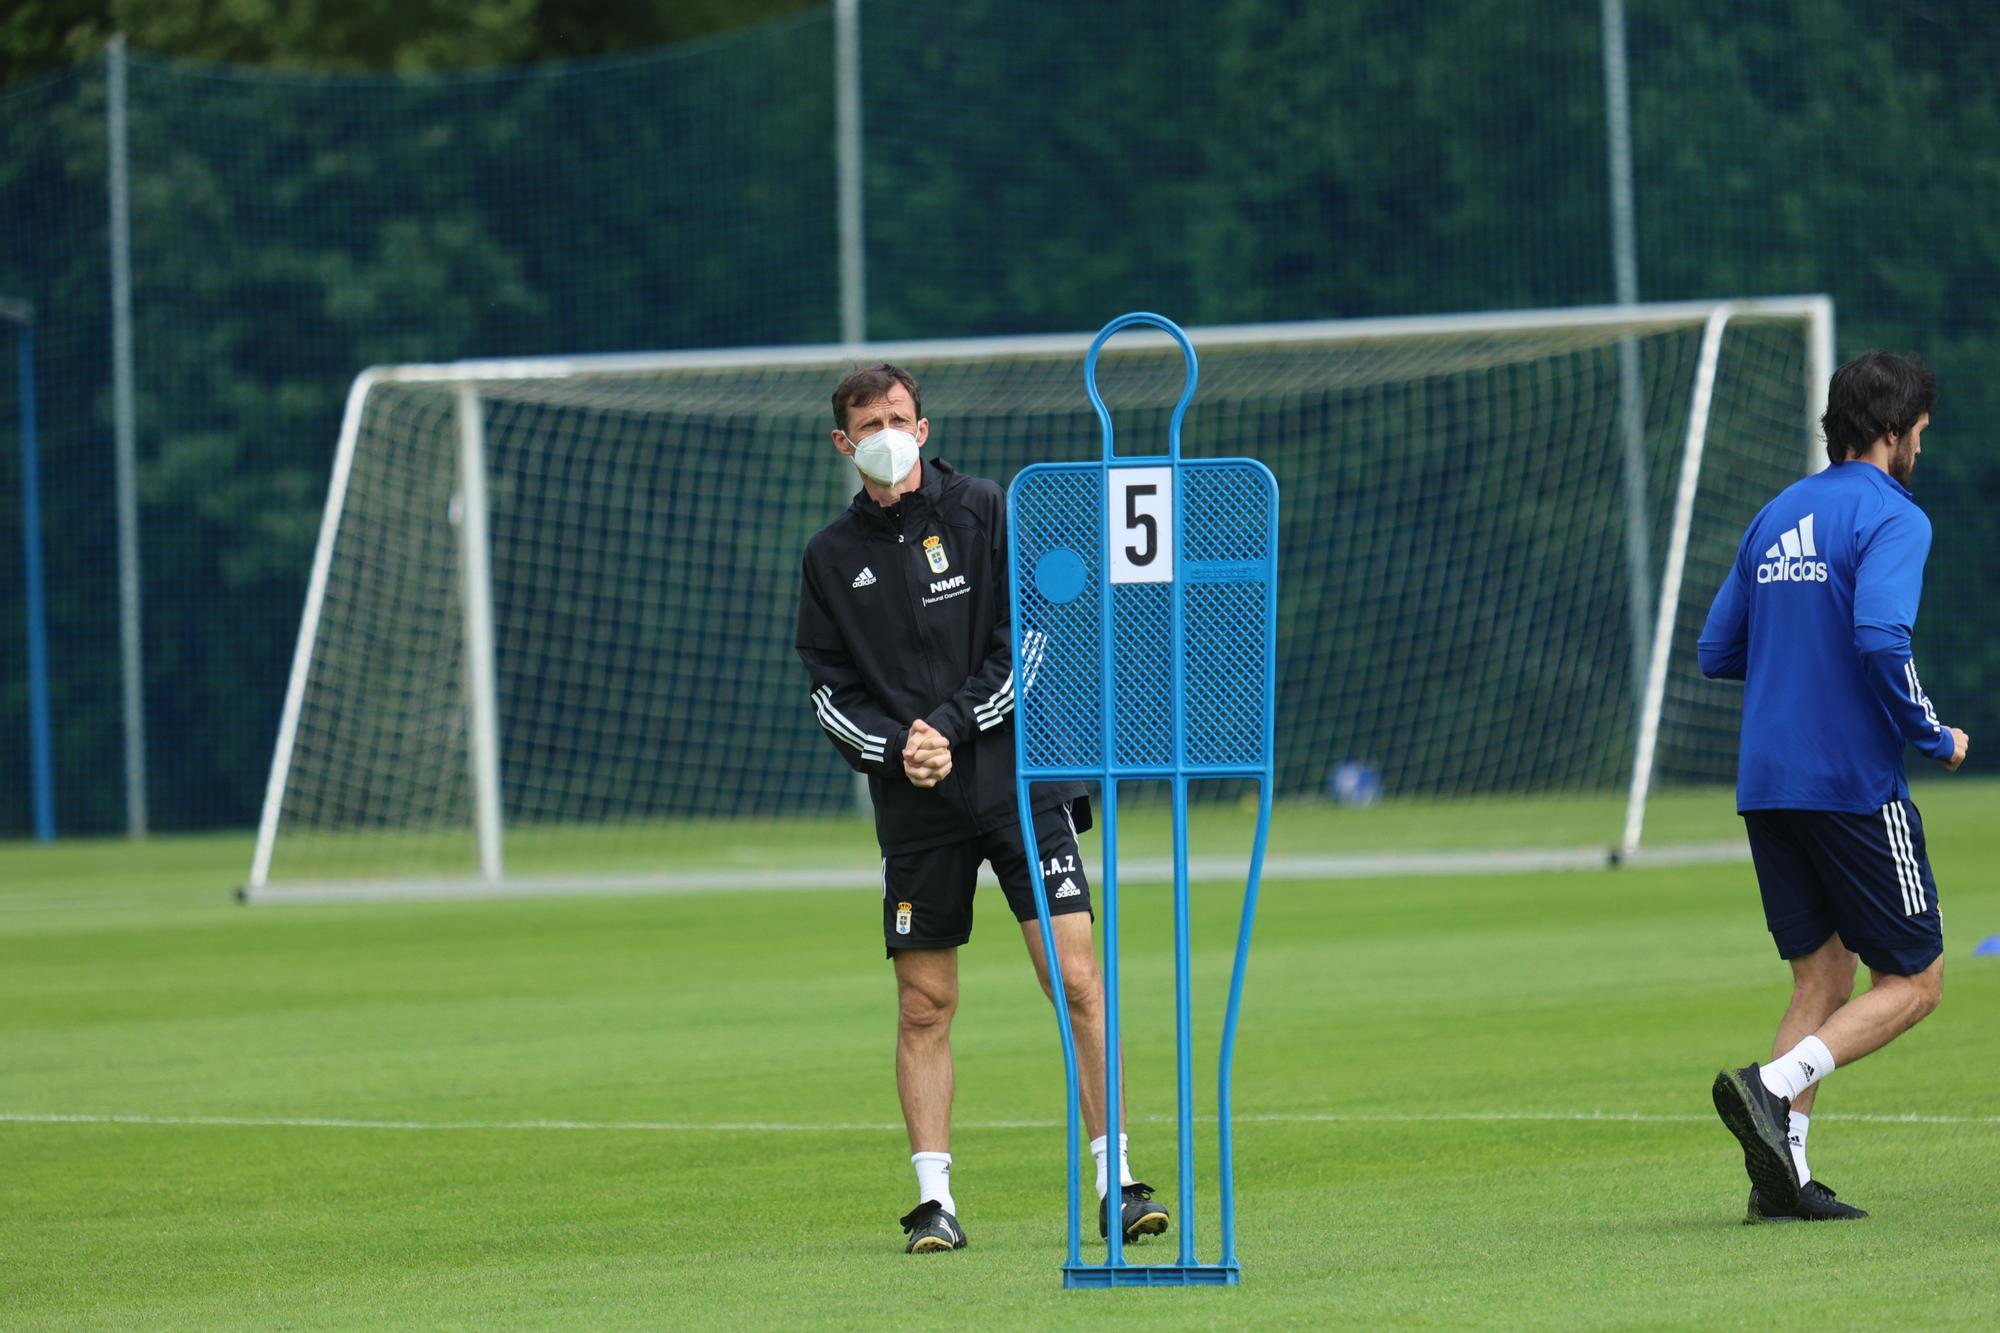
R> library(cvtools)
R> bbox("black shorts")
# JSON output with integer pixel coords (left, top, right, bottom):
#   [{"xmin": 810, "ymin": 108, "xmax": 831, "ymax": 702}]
[
  {"xmin": 882, "ymin": 800, "xmax": 1093, "ymax": 954},
  {"xmin": 1743, "ymin": 801, "xmax": 1943, "ymax": 976}
]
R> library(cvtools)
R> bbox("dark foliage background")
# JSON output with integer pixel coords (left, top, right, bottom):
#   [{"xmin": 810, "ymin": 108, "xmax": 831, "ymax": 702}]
[{"xmin": 1, "ymin": 0, "xmax": 1994, "ymax": 833}]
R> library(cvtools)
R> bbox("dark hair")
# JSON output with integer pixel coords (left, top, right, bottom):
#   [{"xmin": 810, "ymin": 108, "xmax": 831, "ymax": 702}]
[
  {"xmin": 831, "ymin": 363, "xmax": 922, "ymax": 434},
  {"xmin": 1820, "ymin": 351, "xmax": 1935, "ymax": 467}
]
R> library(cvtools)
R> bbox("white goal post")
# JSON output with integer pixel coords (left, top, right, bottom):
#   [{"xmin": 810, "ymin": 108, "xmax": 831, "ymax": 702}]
[{"xmin": 244, "ymin": 297, "xmax": 1832, "ymax": 903}]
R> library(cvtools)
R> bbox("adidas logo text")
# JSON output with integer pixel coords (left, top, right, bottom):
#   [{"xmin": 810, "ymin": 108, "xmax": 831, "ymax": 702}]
[
  {"xmin": 1053, "ymin": 877, "xmax": 1081, "ymax": 899},
  {"xmin": 1799, "ymin": 1061, "xmax": 1815, "ymax": 1080},
  {"xmin": 1757, "ymin": 514, "xmax": 1828, "ymax": 584},
  {"xmin": 851, "ymin": 567, "xmax": 877, "ymax": 588}
]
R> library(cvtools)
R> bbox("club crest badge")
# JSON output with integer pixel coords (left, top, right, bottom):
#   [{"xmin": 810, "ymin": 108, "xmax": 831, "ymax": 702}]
[
  {"xmin": 895, "ymin": 901, "xmax": 913, "ymax": 935},
  {"xmin": 922, "ymin": 535, "xmax": 949, "ymax": 574}
]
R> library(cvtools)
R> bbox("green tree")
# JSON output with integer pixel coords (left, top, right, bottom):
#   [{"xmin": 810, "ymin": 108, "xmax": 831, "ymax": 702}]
[
  {"xmin": 5, "ymin": 0, "xmax": 1999, "ymax": 835},
  {"xmin": 1, "ymin": 0, "xmax": 817, "ymax": 82}
]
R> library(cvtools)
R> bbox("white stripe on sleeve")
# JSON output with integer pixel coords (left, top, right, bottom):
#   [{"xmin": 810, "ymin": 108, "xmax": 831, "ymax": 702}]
[
  {"xmin": 974, "ymin": 671, "xmax": 1015, "ymax": 729},
  {"xmin": 1020, "ymin": 629, "xmax": 1049, "ymax": 692},
  {"xmin": 813, "ymin": 686, "xmax": 886, "ymax": 761},
  {"xmin": 1905, "ymin": 661, "xmax": 1941, "ymax": 732}
]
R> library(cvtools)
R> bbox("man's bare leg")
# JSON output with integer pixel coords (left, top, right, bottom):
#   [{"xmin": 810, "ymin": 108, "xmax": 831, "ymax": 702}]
[
  {"xmin": 1774, "ymin": 936, "xmax": 1859, "ymax": 1117},
  {"xmin": 1019, "ymin": 912, "xmax": 1165, "ymax": 1240},
  {"xmin": 1764, "ymin": 952, "xmax": 1944, "ymax": 1106},
  {"xmin": 894, "ymin": 947, "xmax": 958, "ymax": 1153},
  {"xmin": 1738, "ymin": 945, "xmax": 1942, "ymax": 1215},
  {"xmin": 893, "ymin": 946, "xmax": 967, "ymax": 1250},
  {"xmin": 1759, "ymin": 935, "xmax": 1857, "ymax": 1189},
  {"xmin": 1813, "ymin": 955, "xmax": 1943, "ymax": 1066},
  {"xmin": 1020, "ymin": 913, "xmax": 1113, "ymax": 1141}
]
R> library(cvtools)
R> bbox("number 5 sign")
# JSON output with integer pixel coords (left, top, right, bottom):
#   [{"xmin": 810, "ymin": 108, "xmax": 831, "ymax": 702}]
[{"xmin": 1109, "ymin": 467, "xmax": 1174, "ymax": 584}]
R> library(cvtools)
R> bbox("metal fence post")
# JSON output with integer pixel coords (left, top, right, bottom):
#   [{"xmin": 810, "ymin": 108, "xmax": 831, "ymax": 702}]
[
  {"xmin": 107, "ymin": 33, "xmax": 149, "ymax": 837},
  {"xmin": 5, "ymin": 299, "xmax": 55, "ymax": 841}
]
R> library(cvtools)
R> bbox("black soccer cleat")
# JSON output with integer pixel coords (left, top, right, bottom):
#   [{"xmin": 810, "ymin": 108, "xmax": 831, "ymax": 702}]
[
  {"xmin": 1711, "ymin": 1063, "xmax": 1801, "ymax": 1217},
  {"xmin": 1745, "ymin": 1180, "xmax": 1869, "ymax": 1224},
  {"xmin": 899, "ymin": 1199, "xmax": 966, "ymax": 1253},
  {"xmin": 1098, "ymin": 1181, "xmax": 1170, "ymax": 1243}
]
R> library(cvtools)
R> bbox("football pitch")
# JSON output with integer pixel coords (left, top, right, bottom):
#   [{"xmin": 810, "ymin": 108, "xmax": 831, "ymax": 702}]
[{"xmin": 6, "ymin": 782, "xmax": 1998, "ymax": 1328}]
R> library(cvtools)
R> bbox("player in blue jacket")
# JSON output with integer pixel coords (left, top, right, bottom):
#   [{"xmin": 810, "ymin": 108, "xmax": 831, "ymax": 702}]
[{"xmin": 1698, "ymin": 351, "xmax": 1967, "ymax": 1224}]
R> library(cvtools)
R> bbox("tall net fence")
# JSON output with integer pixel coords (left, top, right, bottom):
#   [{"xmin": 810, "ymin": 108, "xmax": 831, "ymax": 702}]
[
  {"xmin": 861, "ymin": 0, "xmax": 1617, "ymax": 339},
  {"xmin": 0, "ymin": 65, "xmax": 117, "ymax": 835},
  {"xmin": 2, "ymin": 1, "xmax": 1995, "ymax": 836},
  {"xmin": 0, "ymin": 22, "xmax": 841, "ymax": 835},
  {"xmin": 255, "ymin": 309, "xmax": 1814, "ymax": 890}
]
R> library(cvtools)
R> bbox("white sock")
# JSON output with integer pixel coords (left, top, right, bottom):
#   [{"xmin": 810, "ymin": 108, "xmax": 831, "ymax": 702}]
[
  {"xmin": 911, "ymin": 1151, "xmax": 955, "ymax": 1216},
  {"xmin": 1788, "ymin": 1110, "xmax": 1812, "ymax": 1185},
  {"xmin": 1759, "ymin": 1035, "xmax": 1835, "ymax": 1101},
  {"xmin": 1089, "ymin": 1133, "xmax": 1134, "ymax": 1199}
]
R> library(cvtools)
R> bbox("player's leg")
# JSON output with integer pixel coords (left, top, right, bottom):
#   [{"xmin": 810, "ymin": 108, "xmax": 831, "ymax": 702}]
[
  {"xmin": 892, "ymin": 945, "xmax": 969, "ymax": 1252},
  {"xmin": 1811, "ymin": 955, "xmax": 1943, "ymax": 1063},
  {"xmin": 1742, "ymin": 950, "xmax": 1936, "ymax": 1224},
  {"xmin": 893, "ymin": 946, "xmax": 958, "ymax": 1160},
  {"xmin": 1772, "ymin": 936, "xmax": 1858, "ymax": 1119},
  {"xmin": 1714, "ymin": 810, "xmax": 1834, "ymax": 1216},
  {"xmin": 1019, "ymin": 912, "xmax": 1116, "ymax": 1150},
  {"xmin": 1767, "ymin": 799, "xmax": 1944, "ymax": 1087},
  {"xmin": 885, "ymin": 843, "xmax": 979, "ymax": 1252},
  {"xmin": 1017, "ymin": 906, "xmax": 1174, "ymax": 1244},
  {"xmin": 998, "ymin": 803, "xmax": 1113, "ymax": 1146},
  {"xmin": 1752, "ymin": 935, "xmax": 1856, "ymax": 1211},
  {"xmin": 992, "ymin": 799, "xmax": 1168, "ymax": 1242},
  {"xmin": 1740, "ymin": 802, "xmax": 1945, "ymax": 1221}
]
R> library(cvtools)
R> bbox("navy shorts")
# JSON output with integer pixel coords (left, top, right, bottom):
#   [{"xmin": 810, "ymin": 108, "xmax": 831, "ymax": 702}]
[
  {"xmin": 1743, "ymin": 800, "xmax": 1943, "ymax": 976},
  {"xmin": 882, "ymin": 799, "xmax": 1093, "ymax": 954}
]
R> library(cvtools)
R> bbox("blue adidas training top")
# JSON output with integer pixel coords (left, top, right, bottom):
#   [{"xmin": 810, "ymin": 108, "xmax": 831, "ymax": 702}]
[{"xmin": 1697, "ymin": 460, "xmax": 1954, "ymax": 813}]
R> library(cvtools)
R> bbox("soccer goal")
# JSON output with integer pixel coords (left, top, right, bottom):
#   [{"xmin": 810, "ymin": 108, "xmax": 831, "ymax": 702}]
[{"xmin": 243, "ymin": 297, "xmax": 1832, "ymax": 903}]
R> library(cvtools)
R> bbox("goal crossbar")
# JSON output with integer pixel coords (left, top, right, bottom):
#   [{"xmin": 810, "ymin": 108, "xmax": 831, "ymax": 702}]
[{"xmin": 336, "ymin": 295, "xmax": 1831, "ymax": 386}]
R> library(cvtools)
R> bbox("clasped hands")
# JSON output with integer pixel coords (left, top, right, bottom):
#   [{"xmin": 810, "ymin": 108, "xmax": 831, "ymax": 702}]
[{"xmin": 903, "ymin": 718, "xmax": 953, "ymax": 787}]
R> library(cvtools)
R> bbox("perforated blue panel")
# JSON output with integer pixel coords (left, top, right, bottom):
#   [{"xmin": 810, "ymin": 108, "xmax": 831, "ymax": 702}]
[
  {"xmin": 1011, "ymin": 458, "xmax": 1276, "ymax": 778},
  {"xmin": 1013, "ymin": 467, "xmax": 1104, "ymax": 771},
  {"xmin": 1183, "ymin": 463, "xmax": 1271, "ymax": 563},
  {"xmin": 1183, "ymin": 462, "xmax": 1274, "ymax": 769},
  {"xmin": 1113, "ymin": 583, "xmax": 1172, "ymax": 768},
  {"xmin": 1185, "ymin": 579, "xmax": 1267, "ymax": 768}
]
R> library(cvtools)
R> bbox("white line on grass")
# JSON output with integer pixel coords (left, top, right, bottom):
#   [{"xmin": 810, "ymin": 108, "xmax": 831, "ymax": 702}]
[
  {"xmin": 240, "ymin": 841, "xmax": 1752, "ymax": 904},
  {"xmin": 4, "ymin": 1109, "xmax": 1995, "ymax": 1132}
]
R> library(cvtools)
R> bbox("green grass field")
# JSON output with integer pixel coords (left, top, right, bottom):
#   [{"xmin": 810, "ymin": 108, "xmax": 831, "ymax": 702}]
[{"xmin": 6, "ymin": 781, "xmax": 1999, "ymax": 1328}]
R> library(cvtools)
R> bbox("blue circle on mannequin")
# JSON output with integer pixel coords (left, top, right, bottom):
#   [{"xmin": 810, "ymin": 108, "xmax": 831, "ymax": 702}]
[{"xmin": 1034, "ymin": 549, "xmax": 1089, "ymax": 605}]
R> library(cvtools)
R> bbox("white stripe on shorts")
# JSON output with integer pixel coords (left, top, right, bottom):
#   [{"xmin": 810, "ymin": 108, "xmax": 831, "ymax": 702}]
[
  {"xmin": 1880, "ymin": 803, "xmax": 1911, "ymax": 915},
  {"xmin": 1882, "ymin": 802, "xmax": 1921, "ymax": 916},
  {"xmin": 1894, "ymin": 802, "xmax": 1928, "ymax": 916}
]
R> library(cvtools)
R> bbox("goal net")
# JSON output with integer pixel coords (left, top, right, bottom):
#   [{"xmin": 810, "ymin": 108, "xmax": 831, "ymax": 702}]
[{"xmin": 245, "ymin": 299, "xmax": 1831, "ymax": 902}]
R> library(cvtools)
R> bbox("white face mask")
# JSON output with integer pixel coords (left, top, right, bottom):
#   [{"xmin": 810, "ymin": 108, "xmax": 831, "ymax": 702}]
[{"xmin": 848, "ymin": 427, "xmax": 921, "ymax": 486}]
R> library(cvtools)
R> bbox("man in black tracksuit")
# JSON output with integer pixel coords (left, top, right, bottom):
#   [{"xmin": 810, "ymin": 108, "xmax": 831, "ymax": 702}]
[{"xmin": 796, "ymin": 363, "xmax": 1167, "ymax": 1255}]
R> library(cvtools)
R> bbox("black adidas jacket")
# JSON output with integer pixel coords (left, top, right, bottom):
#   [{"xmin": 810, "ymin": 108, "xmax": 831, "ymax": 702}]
[{"xmin": 796, "ymin": 458, "xmax": 1089, "ymax": 855}]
